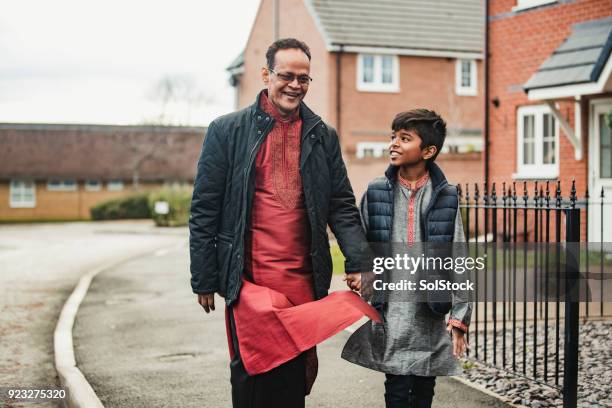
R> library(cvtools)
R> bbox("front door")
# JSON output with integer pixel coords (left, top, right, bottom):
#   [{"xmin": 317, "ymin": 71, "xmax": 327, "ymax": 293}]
[{"xmin": 589, "ymin": 99, "xmax": 612, "ymax": 242}]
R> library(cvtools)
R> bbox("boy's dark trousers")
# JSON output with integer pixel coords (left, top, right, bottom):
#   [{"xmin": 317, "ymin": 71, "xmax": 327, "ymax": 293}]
[
  {"xmin": 228, "ymin": 308, "xmax": 306, "ymax": 408},
  {"xmin": 384, "ymin": 374, "xmax": 436, "ymax": 408}
]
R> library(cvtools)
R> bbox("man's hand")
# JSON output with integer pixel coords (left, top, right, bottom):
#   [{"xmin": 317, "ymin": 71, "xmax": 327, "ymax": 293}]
[
  {"xmin": 448, "ymin": 327, "xmax": 468, "ymax": 359},
  {"xmin": 197, "ymin": 293, "xmax": 215, "ymax": 313},
  {"xmin": 343, "ymin": 272, "xmax": 361, "ymax": 291}
]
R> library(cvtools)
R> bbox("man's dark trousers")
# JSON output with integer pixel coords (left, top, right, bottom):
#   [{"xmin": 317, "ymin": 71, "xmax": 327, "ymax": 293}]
[{"xmin": 228, "ymin": 308, "xmax": 306, "ymax": 408}]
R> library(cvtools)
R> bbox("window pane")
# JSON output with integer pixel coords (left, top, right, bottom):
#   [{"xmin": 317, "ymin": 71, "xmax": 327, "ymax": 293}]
[
  {"xmin": 543, "ymin": 141, "xmax": 555, "ymax": 164},
  {"xmin": 362, "ymin": 55, "xmax": 374, "ymax": 83},
  {"xmin": 601, "ymin": 113, "xmax": 612, "ymax": 178},
  {"xmin": 382, "ymin": 56, "xmax": 393, "ymax": 84},
  {"xmin": 523, "ymin": 115, "xmax": 535, "ymax": 165},
  {"xmin": 461, "ymin": 60, "xmax": 471, "ymax": 87},
  {"xmin": 542, "ymin": 113, "xmax": 556, "ymax": 164}
]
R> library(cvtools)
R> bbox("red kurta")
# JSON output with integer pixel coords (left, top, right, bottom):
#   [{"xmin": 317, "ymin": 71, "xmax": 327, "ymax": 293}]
[{"xmin": 227, "ymin": 92, "xmax": 380, "ymax": 394}]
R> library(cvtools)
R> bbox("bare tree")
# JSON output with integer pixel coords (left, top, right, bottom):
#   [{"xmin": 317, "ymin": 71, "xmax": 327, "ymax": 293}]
[{"xmin": 145, "ymin": 74, "xmax": 213, "ymax": 125}]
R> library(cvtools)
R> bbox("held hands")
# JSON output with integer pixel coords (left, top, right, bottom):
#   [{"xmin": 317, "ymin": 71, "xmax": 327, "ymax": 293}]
[
  {"xmin": 343, "ymin": 272, "xmax": 362, "ymax": 291},
  {"xmin": 197, "ymin": 293, "xmax": 215, "ymax": 313},
  {"xmin": 344, "ymin": 272, "xmax": 375, "ymax": 301},
  {"xmin": 447, "ymin": 326, "xmax": 468, "ymax": 359}
]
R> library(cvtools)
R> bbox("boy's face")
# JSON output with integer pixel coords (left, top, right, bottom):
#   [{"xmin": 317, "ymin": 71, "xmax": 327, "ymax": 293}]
[{"xmin": 389, "ymin": 129, "xmax": 435, "ymax": 166}]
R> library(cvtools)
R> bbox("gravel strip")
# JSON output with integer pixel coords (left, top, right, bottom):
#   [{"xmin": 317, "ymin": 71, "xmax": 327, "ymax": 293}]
[{"xmin": 460, "ymin": 320, "xmax": 611, "ymax": 407}]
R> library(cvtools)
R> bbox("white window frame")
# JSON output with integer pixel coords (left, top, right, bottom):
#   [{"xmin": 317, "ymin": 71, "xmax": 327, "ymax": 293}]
[
  {"xmin": 84, "ymin": 180, "xmax": 102, "ymax": 191},
  {"xmin": 513, "ymin": 105, "xmax": 560, "ymax": 179},
  {"xmin": 356, "ymin": 54, "xmax": 399, "ymax": 93},
  {"xmin": 47, "ymin": 180, "xmax": 77, "ymax": 191},
  {"xmin": 356, "ymin": 142, "xmax": 389, "ymax": 159},
  {"xmin": 512, "ymin": 0, "xmax": 557, "ymax": 12},
  {"xmin": 10, "ymin": 180, "xmax": 36, "ymax": 208},
  {"xmin": 455, "ymin": 59, "xmax": 477, "ymax": 96},
  {"xmin": 107, "ymin": 180, "xmax": 124, "ymax": 191}
]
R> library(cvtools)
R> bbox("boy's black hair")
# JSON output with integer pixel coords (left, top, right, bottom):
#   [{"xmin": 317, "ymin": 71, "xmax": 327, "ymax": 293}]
[
  {"xmin": 266, "ymin": 38, "xmax": 311, "ymax": 70},
  {"xmin": 392, "ymin": 109, "xmax": 447, "ymax": 162}
]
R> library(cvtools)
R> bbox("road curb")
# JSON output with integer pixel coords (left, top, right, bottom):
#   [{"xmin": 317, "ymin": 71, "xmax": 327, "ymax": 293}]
[
  {"xmin": 54, "ymin": 243, "xmax": 184, "ymax": 408},
  {"xmin": 450, "ymin": 375, "xmax": 524, "ymax": 408}
]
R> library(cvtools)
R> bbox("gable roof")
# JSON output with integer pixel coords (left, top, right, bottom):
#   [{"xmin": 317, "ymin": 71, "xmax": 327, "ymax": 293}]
[
  {"xmin": 524, "ymin": 17, "xmax": 612, "ymax": 91},
  {"xmin": 307, "ymin": 0, "xmax": 484, "ymax": 56},
  {"xmin": 0, "ymin": 123, "xmax": 205, "ymax": 182}
]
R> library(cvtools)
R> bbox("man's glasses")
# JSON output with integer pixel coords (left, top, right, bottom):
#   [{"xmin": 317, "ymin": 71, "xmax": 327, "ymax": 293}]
[{"xmin": 268, "ymin": 68, "xmax": 313, "ymax": 85}]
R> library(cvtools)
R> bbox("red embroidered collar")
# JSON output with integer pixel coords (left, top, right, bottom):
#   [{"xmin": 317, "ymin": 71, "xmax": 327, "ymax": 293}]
[{"xmin": 398, "ymin": 171, "xmax": 429, "ymax": 191}]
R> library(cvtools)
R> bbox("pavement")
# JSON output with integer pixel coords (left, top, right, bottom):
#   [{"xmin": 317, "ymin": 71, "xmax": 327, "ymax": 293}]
[
  {"xmin": 0, "ymin": 221, "xmax": 186, "ymax": 408},
  {"xmin": 73, "ymin": 242, "xmax": 512, "ymax": 407}
]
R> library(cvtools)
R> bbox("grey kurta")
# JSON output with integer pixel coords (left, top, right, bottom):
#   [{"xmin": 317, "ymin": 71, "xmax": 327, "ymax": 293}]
[{"xmin": 342, "ymin": 176, "xmax": 472, "ymax": 376}]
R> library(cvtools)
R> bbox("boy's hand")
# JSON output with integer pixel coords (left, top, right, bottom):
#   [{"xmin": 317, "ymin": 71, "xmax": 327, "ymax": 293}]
[
  {"xmin": 448, "ymin": 326, "xmax": 468, "ymax": 359},
  {"xmin": 344, "ymin": 272, "xmax": 361, "ymax": 291}
]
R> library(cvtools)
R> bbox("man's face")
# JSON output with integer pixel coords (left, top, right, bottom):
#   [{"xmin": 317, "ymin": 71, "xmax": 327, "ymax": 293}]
[
  {"xmin": 389, "ymin": 129, "xmax": 433, "ymax": 166},
  {"xmin": 262, "ymin": 48, "xmax": 310, "ymax": 116}
]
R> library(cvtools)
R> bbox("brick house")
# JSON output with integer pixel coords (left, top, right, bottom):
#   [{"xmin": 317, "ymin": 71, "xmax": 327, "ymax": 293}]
[
  {"xmin": 0, "ymin": 123, "xmax": 205, "ymax": 221},
  {"xmin": 227, "ymin": 0, "xmax": 485, "ymax": 199},
  {"xmin": 487, "ymin": 0, "xmax": 611, "ymax": 240}
]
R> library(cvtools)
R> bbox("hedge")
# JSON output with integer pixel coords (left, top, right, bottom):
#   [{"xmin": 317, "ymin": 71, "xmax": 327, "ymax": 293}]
[{"xmin": 90, "ymin": 193, "xmax": 151, "ymax": 220}]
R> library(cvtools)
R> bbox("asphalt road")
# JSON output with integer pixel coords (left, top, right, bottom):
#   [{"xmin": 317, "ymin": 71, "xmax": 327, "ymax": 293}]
[
  {"xmin": 74, "ymin": 243, "xmax": 511, "ymax": 407},
  {"xmin": 0, "ymin": 221, "xmax": 185, "ymax": 408}
]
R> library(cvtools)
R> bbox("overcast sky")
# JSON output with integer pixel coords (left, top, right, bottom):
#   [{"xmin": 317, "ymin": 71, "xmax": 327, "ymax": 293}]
[{"xmin": 0, "ymin": 0, "xmax": 260, "ymax": 126}]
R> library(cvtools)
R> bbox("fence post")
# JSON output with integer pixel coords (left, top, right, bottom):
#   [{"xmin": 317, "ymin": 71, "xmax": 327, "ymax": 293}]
[{"xmin": 563, "ymin": 208, "xmax": 580, "ymax": 408}]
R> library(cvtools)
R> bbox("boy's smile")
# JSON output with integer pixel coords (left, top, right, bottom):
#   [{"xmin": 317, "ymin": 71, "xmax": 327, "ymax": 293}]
[{"xmin": 389, "ymin": 129, "xmax": 426, "ymax": 166}]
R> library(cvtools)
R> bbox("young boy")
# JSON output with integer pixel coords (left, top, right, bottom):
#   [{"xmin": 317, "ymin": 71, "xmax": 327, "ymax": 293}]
[{"xmin": 342, "ymin": 109, "xmax": 472, "ymax": 408}]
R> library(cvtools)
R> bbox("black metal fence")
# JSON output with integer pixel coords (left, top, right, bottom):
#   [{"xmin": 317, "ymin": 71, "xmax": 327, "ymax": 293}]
[{"xmin": 458, "ymin": 180, "xmax": 610, "ymax": 408}]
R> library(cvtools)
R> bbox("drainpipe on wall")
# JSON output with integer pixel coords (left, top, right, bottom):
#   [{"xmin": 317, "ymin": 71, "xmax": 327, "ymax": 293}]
[
  {"xmin": 484, "ymin": 0, "xmax": 490, "ymax": 185},
  {"xmin": 335, "ymin": 45, "xmax": 343, "ymax": 138},
  {"xmin": 273, "ymin": 0, "xmax": 279, "ymax": 40}
]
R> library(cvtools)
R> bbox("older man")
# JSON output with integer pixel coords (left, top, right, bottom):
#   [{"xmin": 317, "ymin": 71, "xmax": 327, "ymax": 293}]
[{"xmin": 189, "ymin": 38, "xmax": 376, "ymax": 408}]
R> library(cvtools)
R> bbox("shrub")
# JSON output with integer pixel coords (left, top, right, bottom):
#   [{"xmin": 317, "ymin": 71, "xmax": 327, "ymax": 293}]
[
  {"xmin": 148, "ymin": 188, "xmax": 192, "ymax": 227},
  {"xmin": 90, "ymin": 193, "xmax": 151, "ymax": 220}
]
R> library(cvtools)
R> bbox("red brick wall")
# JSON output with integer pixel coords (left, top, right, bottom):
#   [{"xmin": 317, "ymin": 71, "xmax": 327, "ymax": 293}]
[{"xmin": 338, "ymin": 53, "xmax": 484, "ymax": 157}]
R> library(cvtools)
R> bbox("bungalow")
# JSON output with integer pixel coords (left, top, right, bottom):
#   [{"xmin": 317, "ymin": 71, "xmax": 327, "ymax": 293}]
[{"xmin": 0, "ymin": 123, "xmax": 205, "ymax": 221}]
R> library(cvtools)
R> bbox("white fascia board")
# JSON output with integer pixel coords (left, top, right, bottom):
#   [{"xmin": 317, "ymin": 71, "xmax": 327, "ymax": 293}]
[
  {"xmin": 527, "ymin": 54, "xmax": 612, "ymax": 100},
  {"xmin": 329, "ymin": 45, "xmax": 483, "ymax": 60}
]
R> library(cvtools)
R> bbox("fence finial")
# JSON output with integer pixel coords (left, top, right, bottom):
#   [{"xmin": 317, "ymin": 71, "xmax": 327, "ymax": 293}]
[
  {"xmin": 556, "ymin": 180, "xmax": 562, "ymax": 208},
  {"xmin": 465, "ymin": 183, "xmax": 470, "ymax": 204},
  {"xmin": 512, "ymin": 181, "xmax": 517, "ymax": 205},
  {"xmin": 534, "ymin": 181, "xmax": 539, "ymax": 206},
  {"xmin": 602, "ymin": 186, "xmax": 605, "ymax": 200},
  {"xmin": 492, "ymin": 182, "xmax": 497, "ymax": 205},
  {"xmin": 523, "ymin": 181, "xmax": 528, "ymax": 207},
  {"xmin": 502, "ymin": 182, "xmax": 507, "ymax": 206},
  {"xmin": 545, "ymin": 181, "xmax": 551, "ymax": 206},
  {"xmin": 474, "ymin": 183, "xmax": 480, "ymax": 204},
  {"xmin": 570, "ymin": 179, "xmax": 577, "ymax": 208}
]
